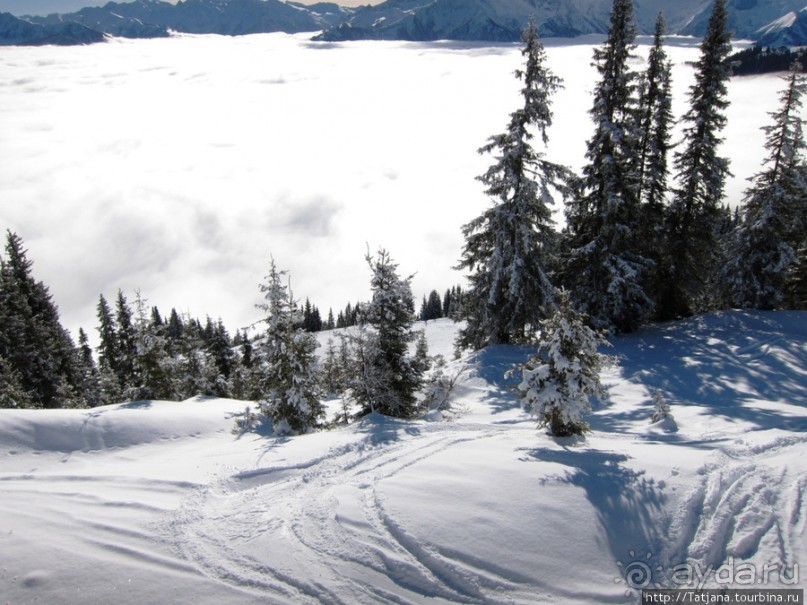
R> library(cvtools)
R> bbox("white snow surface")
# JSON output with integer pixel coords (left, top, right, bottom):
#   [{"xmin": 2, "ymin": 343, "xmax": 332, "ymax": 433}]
[
  {"xmin": 1, "ymin": 311, "xmax": 805, "ymax": 603},
  {"xmin": 0, "ymin": 33, "xmax": 801, "ymax": 343}
]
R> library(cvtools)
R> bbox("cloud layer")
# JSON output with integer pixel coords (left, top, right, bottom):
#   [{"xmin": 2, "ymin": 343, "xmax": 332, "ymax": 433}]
[{"xmin": 0, "ymin": 33, "xmax": 790, "ymax": 341}]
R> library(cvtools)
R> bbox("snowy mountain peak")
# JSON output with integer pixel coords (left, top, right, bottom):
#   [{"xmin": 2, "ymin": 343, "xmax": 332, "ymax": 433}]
[{"xmin": 756, "ymin": 3, "xmax": 807, "ymax": 45}]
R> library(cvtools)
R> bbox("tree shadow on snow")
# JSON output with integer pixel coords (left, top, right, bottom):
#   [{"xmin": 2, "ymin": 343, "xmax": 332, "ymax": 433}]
[
  {"xmin": 468, "ymin": 345, "xmax": 533, "ymax": 416},
  {"xmin": 614, "ymin": 311, "xmax": 807, "ymax": 433},
  {"xmin": 354, "ymin": 413, "xmax": 422, "ymax": 449},
  {"xmin": 522, "ymin": 445, "xmax": 668, "ymax": 564}
]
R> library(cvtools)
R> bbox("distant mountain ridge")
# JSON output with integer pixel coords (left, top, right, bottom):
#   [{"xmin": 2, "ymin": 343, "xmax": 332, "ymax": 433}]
[
  {"xmin": 24, "ymin": 0, "xmax": 353, "ymax": 37},
  {"xmin": 0, "ymin": 10, "xmax": 105, "ymax": 44},
  {"xmin": 315, "ymin": 0, "xmax": 807, "ymax": 41},
  {"xmin": 4, "ymin": 0, "xmax": 807, "ymax": 47}
]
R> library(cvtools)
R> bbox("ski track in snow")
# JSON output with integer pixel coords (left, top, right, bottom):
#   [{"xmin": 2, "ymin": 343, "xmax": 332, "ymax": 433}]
[
  {"xmin": 167, "ymin": 422, "xmax": 527, "ymax": 604},
  {"xmin": 664, "ymin": 435, "xmax": 807, "ymax": 586}
]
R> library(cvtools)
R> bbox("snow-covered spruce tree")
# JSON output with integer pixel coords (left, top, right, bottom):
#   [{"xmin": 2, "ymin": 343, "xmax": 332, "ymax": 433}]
[
  {"xmin": 126, "ymin": 291, "xmax": 176, "ymax": 401},
  {"xmin": 723, "ymin": 63, "xmax": 807, "ymax": 310},
  {"xmin": 96, "ymin": 294, "xmax": 118, "ymax": 370},
  {"xmin": 650, "ymin": 389, "xmax": 672, "ymax": 423},
  {"xmin": 561, "ymin": 0, "xmax": 653, "ymax": 333},
  {"xmin": 662, "ymin": 0, "xmax": 732, "ymax": 319},
  {"xmin": 76, "ymin": 328, "xmax": 104, "ymax": 408},
  {"xmin": 456, "ymin": 19, "xmax": 574, "ymax": 350},
  {"xmin": 255, "ymin": 259, "xmax": 323, "ymax": 435},
  {"xmin": 114, "ymin": 290, "xmax": 138, "ymax": 393},
  {"xmin": 349, "ymin": 248, "xmax": 424, "ymax": 419},
  {"xmin": 0, "ymin": 231, "xmax": 83, "ymax": 408},
  {"xmin": 515, "ymin": 290, "xmax": 614, "ymax": 437}
]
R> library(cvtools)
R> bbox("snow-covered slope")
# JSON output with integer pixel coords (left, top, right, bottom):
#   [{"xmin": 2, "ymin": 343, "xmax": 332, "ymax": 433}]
[{"xmin": 1, "ymin": 311, "xmax": 804, "ymax": 603}]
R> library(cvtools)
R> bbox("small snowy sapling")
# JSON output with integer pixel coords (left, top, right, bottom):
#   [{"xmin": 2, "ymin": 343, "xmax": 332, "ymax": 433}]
[
  {"xmin": 516, "ymin": 290, "xmax": 615, "ymax": 436},
  {"xmin": 650, "ymin": 389, "xmax": 672, "ymax": 423}
]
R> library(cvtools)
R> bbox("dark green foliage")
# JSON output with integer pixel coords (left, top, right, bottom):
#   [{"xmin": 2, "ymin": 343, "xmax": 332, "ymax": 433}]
[
  {"xmin": 419, "ymin": 290, "xmax": 443, "ymax": 321},
  {"xmin": 728, "ymin": 46, "xmax": 807, "ymax": 77},
  {"xmin": 562, "ymin": 0, "xmax": 653, "ymax": 333},
  {"xmin": 0, "ymin": 354, "xmax": 35, "ymax": 409},
  {"xmin": 663, "ymin": 0, "xmax": 732, "ymax": 319},
  {"xmin": 0, "ymin": 231, "xmax": 83, "ymax": 408},
  {"xmin": 637, "ymin": 14, "xmax": 675, "ymax": 315}
]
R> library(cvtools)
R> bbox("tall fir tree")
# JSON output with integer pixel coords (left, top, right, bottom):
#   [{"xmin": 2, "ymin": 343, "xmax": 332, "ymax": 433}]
[
  {"xmin": 96, "ymin": 293, "xmax": 124, "ymax": 403},
  {"xmin": 255, "ymin": 259, "xmax": 323, "ymax": 434},
  {"xmin": 723, "ymin": 63, "xmax": 807, "ymax": 310},
  {"xmin": 115, "ymin": 290, "xmax": 137, "ymax": 392},
  {"xmin": 456, "ymin": 19, "xmax": 573, "ymax": 350},
  {"xmin": 637, "ymin": 13, "xmax": 674, "ymax": 310},
  {"xmin": 562, "ymin": 0, "xmax": 653, "ymax": 333},
  {"xmin": 662, "ymin": 0, "xmax": 732, "ymax": 319},
  {"xmin": 637, "ymin": 14, "xmax": 674, "ymax": 207},
  {"xmin": 76, "ymin": 328, "xmax": 104, "ymax": 407}
]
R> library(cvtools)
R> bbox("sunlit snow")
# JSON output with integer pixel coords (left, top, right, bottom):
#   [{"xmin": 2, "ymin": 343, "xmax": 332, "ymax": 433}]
[{"xmin": 1, "ymin": 312, "xmax": 805, "ymax": 603}]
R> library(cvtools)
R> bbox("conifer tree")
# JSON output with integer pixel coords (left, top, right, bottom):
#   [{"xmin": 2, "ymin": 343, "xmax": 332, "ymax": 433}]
[
  {"xmin": 515, "ymin": 289, "xmax": 614, "ymax": 436},
  {"xmin": 0, "ymin": 354, "xmax": 35, "ymax": 409},
  {"xmin": 663, "ymin": 0, "xmax": 732, "ymax": 318},
  {"xmin": 349, "ymin": 248, "xmax": 423, "ymax": 418},
  {"xmin": 321, "ymin": 336, "xmax": 345, "ymax": 397},
  {"xmin": 96, "ymin": 294, "xmax": 119, "ymax": 373},
  {"xmin": 724, "ymin": 63, "xmax": 806, "ymax": 310},
  {"xmin": 785, "ymin": 239, "xmax": 807, "ymax": 309},
  {"xmin": 255, "ymin": 259, "xmax": 323, "ymax": 434},
  {"xmin": 120, "ymin": 292, "xmax": 175, "ymax": 401},
  {"xmin": 562, "ymin": 0, "xmax": 652, "ymax": 333},
  {"xmin": 420, "ymin": 290, "xmax": 443, "ymax": 321},
  {"xmin": 637, "ymin": 13, "xmax": 673, "ymax": 211},
  {"xmin": 0, "ymin": 231, "xmax": 82, "ymax": 408},
  {"xmin": 637, "ymin": 13, "xmax": 674, "ymax": 310},
  {"xmin": 457, "ymin": 19, "xmax": 573, "ymax": 350},
  {"xmin": 76, "ymin": 328, "xmax": 104, "ymax": 407},
  {"xmin": 115, "ymin": 290, "xmax": 137, "ymax": 392},
  {"xmin": 206, "ymin": 319, "xmax": 236, "ymax": 395}
]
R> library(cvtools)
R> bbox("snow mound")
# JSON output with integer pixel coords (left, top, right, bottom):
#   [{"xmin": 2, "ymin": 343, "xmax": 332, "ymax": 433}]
[{"xmin": 0, "ymin": 398, "xmax": 241, "ymax": 453}]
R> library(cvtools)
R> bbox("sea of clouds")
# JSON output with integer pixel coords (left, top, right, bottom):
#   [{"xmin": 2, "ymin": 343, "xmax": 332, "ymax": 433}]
[{"xmin": 0, "ymin": 32, "xmax": 788, "ymax": 341}]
